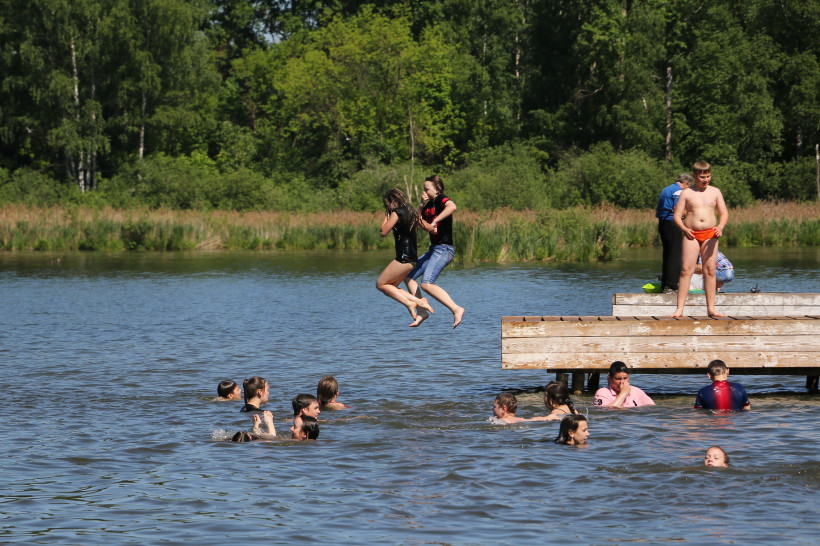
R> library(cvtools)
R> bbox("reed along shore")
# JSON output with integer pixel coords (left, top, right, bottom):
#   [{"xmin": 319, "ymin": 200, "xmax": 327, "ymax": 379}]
[{"xmin": 1, "ymin": 202, "xmax": 818, "ymax": 262}]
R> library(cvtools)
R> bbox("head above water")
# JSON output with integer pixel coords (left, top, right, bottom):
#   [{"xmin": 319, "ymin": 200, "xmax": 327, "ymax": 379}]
[
  {"xmin": 704, "ymin": 445, "xmax": 729, "ymax": 467},
  {"xmin": 607, "ymin": 361, "xmax": 630, "ymax": 392},
  {"xmin": 243, "ymin": 376, "xmax": 268, "ymax": 405},
  {"xmin": 494, "ymin": 392, "xmax": 518, "ymax": 416},
  {"xmin": 544, "ymin": 381, "xmax": 575, "ymax": 413},
  {"xmin": 707, "ymin": 359, "xmax": 729, "ymax": 379},
  {"xmin": 317, "ymin": 375, "xmax": 339, "ymax": 406},
  {"xmin": 292, "ymin": 393, "xmax": 320, "ymax": 418},
  {"xmin": 554, "ymin": 414, "xmax": 589, "ymax": 445},
  {"xmin": 218, "ymin": 380, "xmax": 239, "ymax": 399},
  {"xmin": 291, "ymin": 415, "xmax": 320, "ymax": 441}
]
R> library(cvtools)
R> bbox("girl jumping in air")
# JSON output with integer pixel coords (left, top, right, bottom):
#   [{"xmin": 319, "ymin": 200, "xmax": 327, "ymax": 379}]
[
  {"xmin": 405, "ymin": 175, "xmax": 465, "ymax": 329},
  {"xmin": 377, "ymin": 189, "xmax": 434, "ymax": 324}
]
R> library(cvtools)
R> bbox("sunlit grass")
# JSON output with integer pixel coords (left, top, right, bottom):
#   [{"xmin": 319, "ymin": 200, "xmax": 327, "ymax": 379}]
[{"xmin": 1, "ymin": 202, "xmax": 818, "ymax": 261}]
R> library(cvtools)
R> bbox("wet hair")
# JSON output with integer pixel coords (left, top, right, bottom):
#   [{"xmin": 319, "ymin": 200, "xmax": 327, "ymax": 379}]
[
  {"xmin": 317, "ymin": 375, "xmax": 339, "ymax": 406},
  {"xmin": 554, "ymin": 414, "xmax": 587, "ymax": 445},
  {"xmin": 299, "ymin": 415, "xmax": 320, "ymax": 440},
  {"xmin": 707, "ymin": 359, "xmax": 728, "ymax": 377},
  {"xmin": 243, "ymin": 376, "xmax": 267, "ymax": 404},
  {"xmin": 544, "ymin": 381, "xmax": 577, "ymax": 415},
  {"xmin": 292, "ymin": 393, "xmax": 319, "ymax": 416},
  {"xmin": 693, "ymin": 160, "xmax": 711, "ymax": 174},
  {"xmin": 218, "ymin": 380, "xmax": 238, "ymax": 398},
  {"xmin": 494, "ymin": 393, "xmax": 518, "ymax": 414},
  {"xmin": 708, "ymin": 445, "xmax": 730, "ymax": 465},
  {"xmin": 676, "ymin": 173, "xmax": 694, "ymax": 186},
  {"xmin": 424, "ymin": 174, "xmax": 445, "ymax": 195},
  {"xmin": 231, "ymin": 431, "xmax": 255, "ymax": 442},
  {"xmin": 383, "ymin": 188, "xmax": 422, "ymax": 232},
  {"xmin": 608, "ymin": 361, "xmax": 629, "ymax": 377}
]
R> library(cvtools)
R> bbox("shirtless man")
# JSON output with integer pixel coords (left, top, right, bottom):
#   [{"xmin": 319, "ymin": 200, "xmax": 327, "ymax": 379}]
[{"xmin": 671, "ymin": 161, "xmax": 728, "ymax": 318}]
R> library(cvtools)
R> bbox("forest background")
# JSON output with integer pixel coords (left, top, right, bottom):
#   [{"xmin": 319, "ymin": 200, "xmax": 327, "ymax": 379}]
[{"xmin": 1, "ymin": 0, "xmax": 818, "ymax": 257}]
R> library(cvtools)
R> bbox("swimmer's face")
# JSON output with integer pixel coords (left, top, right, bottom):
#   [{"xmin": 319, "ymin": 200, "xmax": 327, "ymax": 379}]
[
  {"xmin": 290, "ymin": 416, "xmax": 307, "ymax": 440},
  {"xmin": 229, "ymin": 385, "xmax": 242, "ymax": 400},
  {"xmin": 423, "ymin": 180, "xmax": 438, "ymax": 200},
  {"xmin": 570, "ymin": 421, "xmax": 589, "ymax": 445},
  {"xmin": 694, "ymin": 170, "xmax": 711, "ymax": 190},
  {"xmin": 609, "ymin": 372, "xmax": 629, "ymax": 392},
  {"xmin": 543, "ymin": 395, "xmax": 554, "ymax": 411},
  {"xmin": 303, "ymin": 400, "xmax": 320, "ymax": 419},
  {"xmin": 704, "ymin": 447, "xmax": 728, "ymax": 467},
  {"xmin": 259, "ymin": 382, "xmax": 270, "ymax": 404},
  {"xmin": 492, "ymin": 401, "xmax": 505, "ymax": 418}
]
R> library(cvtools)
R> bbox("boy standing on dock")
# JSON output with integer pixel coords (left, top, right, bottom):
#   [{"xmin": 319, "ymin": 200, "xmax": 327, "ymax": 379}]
[
  {"xmin": 694, "ymin": 360, "xmax": 750, "ymax": 411},
  {"xmin": 671, "ymin": 161, "xmax": 728, "ymax": 318},
  {"xmin": 656, "ymin": 173, "xmax": 693, "ymax": 292}
]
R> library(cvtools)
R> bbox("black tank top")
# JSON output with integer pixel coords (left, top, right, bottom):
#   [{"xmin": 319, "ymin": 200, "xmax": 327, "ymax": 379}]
[{"xmin": 392, "ymin": 206, "xmax": 418, "ymax": 264}]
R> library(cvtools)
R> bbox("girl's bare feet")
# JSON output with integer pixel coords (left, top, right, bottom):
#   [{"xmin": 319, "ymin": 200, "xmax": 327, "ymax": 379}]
[
  {"xmin": 418, "ymin": 297, "xmax": 434, "ymax": 314},
  {"xmin": 453, "ymin": 307, "xmax": 465, "ymax": 328}
]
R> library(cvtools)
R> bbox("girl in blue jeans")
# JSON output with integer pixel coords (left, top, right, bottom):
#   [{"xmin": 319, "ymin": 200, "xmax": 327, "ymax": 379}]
[{"xmin": 405, "ymin": 175, "xmax": 465, "ymax": 329}]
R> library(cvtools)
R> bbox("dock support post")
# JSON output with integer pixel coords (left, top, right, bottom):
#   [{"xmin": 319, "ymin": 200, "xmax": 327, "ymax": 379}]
[
  {"xmin": 571, "ymin": 372, "xmax": 585, "ymax": 395},
  {"xmin": 807, "ymin": 374, "xmax": 819, "ymax": 394},
  {"xmin": 556, "ymin": 372, "xmax": 569, "ymax": 386},
  {"xmin": 588, "ymin": 372, "xmax": 600, "ymax": 393}
]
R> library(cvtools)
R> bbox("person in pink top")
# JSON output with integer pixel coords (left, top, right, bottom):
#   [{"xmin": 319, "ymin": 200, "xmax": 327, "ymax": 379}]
[{"xmin": 593, "ymin": 361, "xmax": 655, "ymax": 408}]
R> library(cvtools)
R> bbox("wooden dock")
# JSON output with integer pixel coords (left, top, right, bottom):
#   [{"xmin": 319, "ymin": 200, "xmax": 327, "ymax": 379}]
[
  {"xmin": 501, "ymin": 314, "xmax": 820, "ymax": 392},
  {"xmin": 612, "ymin": 292, "xmax": 820, "ymax": 317}
]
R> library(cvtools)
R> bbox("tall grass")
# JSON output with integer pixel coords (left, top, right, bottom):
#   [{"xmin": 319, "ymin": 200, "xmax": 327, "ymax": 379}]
[{"xmin": 1, "ymin": 202, "xmax": 818, "ymax": 261}]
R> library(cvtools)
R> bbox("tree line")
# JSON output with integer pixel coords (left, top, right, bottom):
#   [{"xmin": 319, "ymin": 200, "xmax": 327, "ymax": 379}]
[{"xmin": 1, "ymin": 0, "xmax": 818, "ymax": 212}]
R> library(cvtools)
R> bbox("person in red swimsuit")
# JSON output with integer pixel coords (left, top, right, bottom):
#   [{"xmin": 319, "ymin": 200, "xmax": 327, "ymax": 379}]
[{"xmin": 671, "ymin": 161, "xmax": 729, "ymax": 318}]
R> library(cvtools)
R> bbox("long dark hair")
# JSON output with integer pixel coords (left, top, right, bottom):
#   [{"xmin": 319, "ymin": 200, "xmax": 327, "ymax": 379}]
[
  {"xmin": 384, "ymin": 188, "xmax": 422, "ymax": 232},
  {"xmin": 544, "ymin": 381, "xmax": 577, "ymax": 415},
  {"xmin": 243, "ymin": 376, "xmax": 267, "ymax": 404},
  {"xmin": 554, "ymin": 414, "xmax": 587, "ymax": 445}
]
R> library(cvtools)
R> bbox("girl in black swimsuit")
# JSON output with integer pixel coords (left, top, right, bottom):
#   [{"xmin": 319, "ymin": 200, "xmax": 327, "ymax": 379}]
[{"xmin": 376, "ymin": 189, "xmax": 435, "ymax": 325}]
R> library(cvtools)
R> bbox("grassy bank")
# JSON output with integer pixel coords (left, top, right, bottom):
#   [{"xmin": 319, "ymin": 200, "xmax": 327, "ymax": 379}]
[{"xmin": 1, "ymin": 202, "xmax": 818, "ymax": 261}]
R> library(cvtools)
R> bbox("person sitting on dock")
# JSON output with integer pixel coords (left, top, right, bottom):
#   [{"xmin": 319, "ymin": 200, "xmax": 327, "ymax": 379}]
[
  {"xmin": 694, "ymin": 360, "xmax": 750, "ymax": 411},
  {"xmin": 554, "ymin": 415, "xmax": 589, "ymax": 445},
  {"xmin": 593, "ymin": 361, "xmax": 655, "ymax": 408},
  {"xmin": 491, "ymin": 393, "xmax": 528, "ymax": 423},
  {"xmin": 529, "ymin": 382, "xmax": 579, "ymax": 421}
]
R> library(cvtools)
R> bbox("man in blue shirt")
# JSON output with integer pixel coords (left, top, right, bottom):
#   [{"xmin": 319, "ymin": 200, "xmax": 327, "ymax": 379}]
[{"xmin": 656, "ymin": 173, "xmax": 693, "ymax": 292}]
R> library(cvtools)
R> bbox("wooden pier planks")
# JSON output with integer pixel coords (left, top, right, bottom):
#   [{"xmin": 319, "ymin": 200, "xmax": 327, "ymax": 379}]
[
  {"xmin": 501, "ymin": 315, "xmax": 820, "ymax": 372},
  {"xmin": 611, "ymin": 292, "xmax": 820, "ymax": 317}
]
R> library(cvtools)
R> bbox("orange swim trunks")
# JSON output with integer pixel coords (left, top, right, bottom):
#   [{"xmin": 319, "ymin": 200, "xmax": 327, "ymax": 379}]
[{"xmin": 691, "ymin": 227, "xmax": 716, "ymax": 242}]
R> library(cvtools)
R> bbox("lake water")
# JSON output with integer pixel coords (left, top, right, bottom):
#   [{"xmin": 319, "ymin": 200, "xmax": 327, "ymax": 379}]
[{"xmin": 1, "ymin": 247, "xmax": 819, "ymax": 544}]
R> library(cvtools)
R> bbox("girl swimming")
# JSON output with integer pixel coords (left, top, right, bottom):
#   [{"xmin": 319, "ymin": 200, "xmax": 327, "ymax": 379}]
[
  {"xmin": 377, "ymin": 189, "xmax": 434, "ymax": 323},
  {"xmin": 404, "ymin": 175, "xmax": 465, "ymax": 328},
  {"xmin": 317, "ymin": 375, "xmax": 348, "ymax": 410},
  {"xmin": 529, "ymin": 381, "xmax": 579, "ymax": 421},
  {"xmin": 240, "ymin": 376, "xmax": 269, "ymax": 413},
  {"xmin": 704, "ymin": 446, "xmax": 729, "ymax": 467},
  {"xmin": 554, "ymin": 414, "xmax": 589, "ymax": 445}
]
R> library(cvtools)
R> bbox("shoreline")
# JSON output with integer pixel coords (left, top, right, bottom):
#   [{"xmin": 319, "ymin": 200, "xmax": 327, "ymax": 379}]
[{"xmin": 1, "ymin": 202, "xmax": 818, "ymax": 261}]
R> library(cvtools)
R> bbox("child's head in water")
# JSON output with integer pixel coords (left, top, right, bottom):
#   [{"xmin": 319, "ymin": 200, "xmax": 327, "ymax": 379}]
[
  {"xmin": 554, "ymin": 415, "xmax": 589, "ymax": 445},
  {"xmin": 292, "ymin": 393, "xmax": 320, "ymax": 418},
  {"xmin": 704, "ymin": 446, "xmax": 729, "ymax": 467},
  {"xmin": 217, "ymin": 380, "xmax": 241, "ymax": 401},
  {"xmin": 544, "ymin": 381, "xmax": 576, "ymax": 414},
  {"xmin": 243, "ymin": 376, "xmax": 269, "ymax": 405},
  {"xmin": 493, "ymin": 393, "xmax": 518, "ymax": 419},
  {"xmin": 290, "ymin": 415, "xmax": 320, "ymax": 441},
  {"xmin": 317, "ymin": 376, "xmax": 339, "ymax": 406}
]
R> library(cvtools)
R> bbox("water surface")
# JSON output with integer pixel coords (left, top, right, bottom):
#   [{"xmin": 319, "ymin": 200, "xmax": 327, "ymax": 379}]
[{"xmin": 1, "ymin": 247, "xmax": 818, "ymax": 543}]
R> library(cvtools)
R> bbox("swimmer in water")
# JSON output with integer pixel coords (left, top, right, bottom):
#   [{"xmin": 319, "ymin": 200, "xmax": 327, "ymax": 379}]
[
  {"xmin": 554, "ymin": 414, "xmax": 589, "ymax": 446},
  {"xmin": 317, "ymin": 376, "xmax": 349, "ymax": 410},
  {"xmin": 492, "ymin": 393, "xmax": 528, "ymax": 423},
  {"xmin": 290, "ymin": 415, "xmax": 320, "ymax": 441},
  {"xmin": 217, "ymin": 380, "xmax": 241, "ymax": 401},
  {"xmin": 704, "ymin": 445, "xmax": 729, "ymax": 467},
  {"xmin": 528, "ymin": 381, "xmax": 579, "ymax": 421},
  {"xmin": 240, "ymin": 376, "xmax": 270, "ymax": 413}
]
